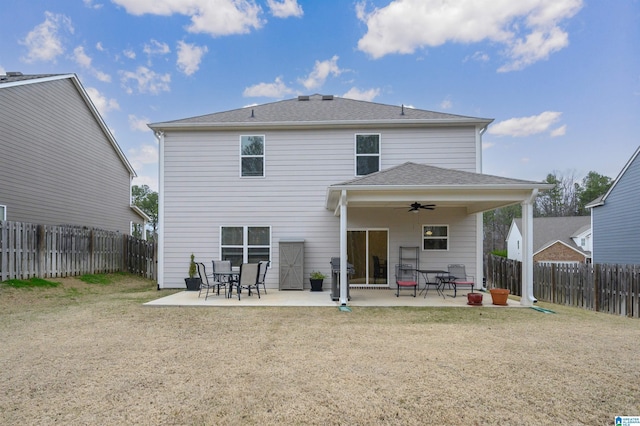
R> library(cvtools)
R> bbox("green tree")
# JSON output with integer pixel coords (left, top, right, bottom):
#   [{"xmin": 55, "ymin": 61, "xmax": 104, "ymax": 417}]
[
  {"xmin": 132, "ymin": 185, "xmax": 158, "ymax": 240},
  {"xmin": 483, "ymin": 204, "xmax": 521, "ymax": 253},
  {"xmin": 577, "ymin": 171, "xmax": 612, "ymax": 215}
]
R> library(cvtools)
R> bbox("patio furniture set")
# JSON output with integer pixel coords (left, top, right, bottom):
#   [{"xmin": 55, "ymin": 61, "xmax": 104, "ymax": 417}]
[
  {"xmin": 395, "ymin": 264, "xmax": 475, "ymax": 299},
  {"xmin": 196, "ymin": 260, "xmax": 270, "ymax": 301}
]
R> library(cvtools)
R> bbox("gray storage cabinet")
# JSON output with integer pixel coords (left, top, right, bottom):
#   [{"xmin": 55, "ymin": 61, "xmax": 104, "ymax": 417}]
[{"xmin": 279, "ymin": 240, "xmax": 304, "ymax": 290}]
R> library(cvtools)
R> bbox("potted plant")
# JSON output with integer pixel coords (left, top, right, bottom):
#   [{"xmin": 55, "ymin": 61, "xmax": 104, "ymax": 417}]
[
  {"xmin": 184, "ymin": 253, "xmax": 201, "ymax": 291},
  {"xmin": 489, "ymin": 287, "xmax": 510, "ymax": 305},
  {"xmin": 309, "ymin": 270, "xmax": 326, "ymax": 292}
]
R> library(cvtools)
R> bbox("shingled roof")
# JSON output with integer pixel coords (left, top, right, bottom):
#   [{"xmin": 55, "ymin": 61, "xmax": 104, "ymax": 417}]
[
  {"xmin": 514, "ymin": 216, "xmax": 591, "ymax": 255},
  {"xmin": 333, "ymin": 162, "xmax": 541, "ymax": 187},
  {"xmin": 149, "ymin": 94, "xmax": 493, "ymax": 129}
]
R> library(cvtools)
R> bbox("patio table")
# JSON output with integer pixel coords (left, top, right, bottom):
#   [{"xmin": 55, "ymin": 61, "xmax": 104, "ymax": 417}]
[
  {"xmin": 416, "ymin": 269, "xmax": 449, "ymax": 299},
  {"xmin": 212, "ymin": 270, "xmax": 239, "ymax": 298}
]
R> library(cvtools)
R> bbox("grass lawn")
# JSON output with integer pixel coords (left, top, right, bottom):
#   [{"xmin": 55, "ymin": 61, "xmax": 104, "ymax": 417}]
[{"xmin": 1, "ymin": 274, "xmax": 639, "ymax": 425}]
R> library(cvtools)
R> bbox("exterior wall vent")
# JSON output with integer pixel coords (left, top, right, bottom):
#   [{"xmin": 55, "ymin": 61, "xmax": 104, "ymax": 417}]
[
  {"xmin": 298, "ymin": 95, "xmax": 310, "ymax": 101},
  {"xmin": 322, "ymin": 95, "xmax": 334, "ymax": 100}
]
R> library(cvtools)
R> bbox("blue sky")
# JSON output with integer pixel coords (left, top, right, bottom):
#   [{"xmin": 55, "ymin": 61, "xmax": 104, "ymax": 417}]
[{"xmin": 1, "ymin": 0, "xmax": 638, "ymax": 191}]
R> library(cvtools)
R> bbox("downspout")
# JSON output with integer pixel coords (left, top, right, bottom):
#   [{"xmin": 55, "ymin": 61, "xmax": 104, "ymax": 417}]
[
  {"xmin": 339, "ymin": 190, "xmax": 348, "ymax": 306},
  {"xmin": 520, "ymin": 189, "xmax": 538, "ymax": 306},
  {"xmin": 154, "ymin": 130, "xmax": 165, "ymax": 290}
]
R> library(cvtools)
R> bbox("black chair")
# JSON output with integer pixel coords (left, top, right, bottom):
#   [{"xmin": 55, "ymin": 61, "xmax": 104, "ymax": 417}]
[
  {"xmin": 373, "ymin": 256, "xmax": 387, "ymax": 283},
  {"xmin": 395, "ymin": 264, "xmax": 417, "ymax": 297},
  {"xmin": 196, "ymin": 262, "xmax": 225, "ymax": 299},
  {"xmin": 256, "ymin": 260, "xmax": 270, "ymax": 294},
  {"xmin": 237, "ymin": 263, "xmax": 261, "ymax": 300}
]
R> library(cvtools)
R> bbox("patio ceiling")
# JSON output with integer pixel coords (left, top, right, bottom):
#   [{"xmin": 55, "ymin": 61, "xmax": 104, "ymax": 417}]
[{"xmin": 326, "ymin": 162, "xmax": 553, "ymax": 215}]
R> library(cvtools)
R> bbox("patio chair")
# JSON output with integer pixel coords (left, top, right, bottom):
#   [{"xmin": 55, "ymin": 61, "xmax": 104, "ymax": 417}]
[
  {"xmin": 445, "ymin": 264, "xmax": 475, "ymax": 297},
  {"xmin": 373, "ymin": 256, "xmax": 387, "ymax": 283},
  {"xmin": 395, "ymin": 264, "xmax": 417, "ymax": 297},
  {"xmin": 237, "ymin": 263, "xmax": 261, "ymax": 300},
  {"xmin": 257, "ymin": 260, "xmax": 270, "ymax": 294},
  {"xmin": 197, "ymin": 262, "xmax": 226, "ymax": 299}
]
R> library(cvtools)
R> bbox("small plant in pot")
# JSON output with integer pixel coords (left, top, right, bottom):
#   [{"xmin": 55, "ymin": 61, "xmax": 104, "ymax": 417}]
[
  {"xmin": 184, "ymin": 253, "xmax": 202, "ymax": 291},
  {"xmin": 309, "ymin": 270, "xmax": 326, "ymax": 292}
]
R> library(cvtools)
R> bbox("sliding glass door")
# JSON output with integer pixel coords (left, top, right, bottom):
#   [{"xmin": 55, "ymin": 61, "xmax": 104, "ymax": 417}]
[{"xmin": 347, "ymin": 229, "xmax": 388, "ymax": 285}]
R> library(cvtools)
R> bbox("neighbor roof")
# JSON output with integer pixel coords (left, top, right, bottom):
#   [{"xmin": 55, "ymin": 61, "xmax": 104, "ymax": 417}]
[
  {"xmin": 149, "ymin": 94, "xmax": 493, "ymax": 130},
  {"xmin": 513, "ymin": 216, "xmax": 591, "ymax": 255}
]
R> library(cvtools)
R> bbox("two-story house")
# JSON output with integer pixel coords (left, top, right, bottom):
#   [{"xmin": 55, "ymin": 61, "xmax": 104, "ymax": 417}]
[
  {"xmin": 0, "ymin": 72, "xmax": 147, "ymax": 234},
  {"xmin": 507, "ymin": 216, "xmax": 591, "ymax": 264},
  {"xmin": 586, "ymin": 145, "xmax": 640, "ymax": 265},
  {"xmin": 149, "ymin": 95, "xmax": 550, "ymax": 305}
]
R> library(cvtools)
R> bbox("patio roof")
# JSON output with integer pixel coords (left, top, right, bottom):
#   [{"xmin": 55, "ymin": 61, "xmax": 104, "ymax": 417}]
[{"xmin": 326, "ymin": 162, "xmax": 553, "ymax": 215}]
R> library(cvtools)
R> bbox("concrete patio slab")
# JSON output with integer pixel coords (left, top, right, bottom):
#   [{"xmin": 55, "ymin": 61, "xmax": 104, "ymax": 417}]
[{"xmin": 144, "ymin": 288, "xmax": 524, "ymax": 308}]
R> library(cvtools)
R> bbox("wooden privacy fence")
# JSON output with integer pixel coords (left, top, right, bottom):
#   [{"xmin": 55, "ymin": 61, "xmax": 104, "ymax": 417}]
[
  {"xmin": 0, "ymin": 221, "xmax": 156, "ymax": 281},
  {"xmin": 485, "ymin": 254, "xmax": 640, "ymax": 318}
]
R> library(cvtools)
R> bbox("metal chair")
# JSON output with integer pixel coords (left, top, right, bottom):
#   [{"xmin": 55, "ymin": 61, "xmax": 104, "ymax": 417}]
[
  {"xmin": 256, "ymin": 260, "xmax": 270, "ymax": 294},
  {"xmin": 196, "ymin": 262, "xmax": 225, "ymax": 299},
  {"xmin": 395, "ymin": 264, "xmax": 417, "ymax": 297},
  {"xmin": 445, "ymin": 264, "xmax": 475, "ymax": 297},
  {"xmin": 237, "ymin": 263, "xmax": 261, "ymax": 300}
]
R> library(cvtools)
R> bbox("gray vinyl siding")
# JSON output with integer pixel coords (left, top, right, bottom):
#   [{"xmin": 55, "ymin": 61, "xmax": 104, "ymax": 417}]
[
  {"xmin": 592, "ymin": 152, "xmax": 640, "ymax": 265},
  {"xmin": 0, "ymin": 78, "xmax": 138, "ymax": 233},
  {"xmin": 161, "ymin": 125, "xmax": 479, "ymax": 288}
]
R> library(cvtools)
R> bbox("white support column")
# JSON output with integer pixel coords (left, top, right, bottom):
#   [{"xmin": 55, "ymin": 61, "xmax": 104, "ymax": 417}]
[
  {"xmin": 155, "ymin": 130, "xmax": 165, "ymax": 289},
  {"xmin": 520, "ymin": 189, "xmax": 538, "ymax": 306},
  {"xmin": 339, "ymin": 190, "xmax": 348, "ymax": 306}
]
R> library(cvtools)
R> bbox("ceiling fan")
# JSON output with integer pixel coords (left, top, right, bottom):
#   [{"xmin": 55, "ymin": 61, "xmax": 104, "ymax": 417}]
[{"xmin": 407, "ymin": 202, "xmax": 436, "ymax": 212}]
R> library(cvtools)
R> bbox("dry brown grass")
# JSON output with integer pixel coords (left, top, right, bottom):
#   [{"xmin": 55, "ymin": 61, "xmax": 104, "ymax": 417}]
[{"xmin": 1, "ymin": 274, "xmax": 639, "ymax": 425}]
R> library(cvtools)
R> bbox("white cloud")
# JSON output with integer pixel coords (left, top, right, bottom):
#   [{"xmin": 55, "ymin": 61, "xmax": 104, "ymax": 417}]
[
  {"xmin": 128, "ymin": 144, "xmax": 158, "ymax": 168},
  {"xmin": 144, "ymin": 39, "xmax": 170, "ymax": 56},
  {"xmin": 83, "ymin": 0, "xmax": 103, "ymax": 9},
  {"xmin": 129, "ymin": 114, "xmax": 151, "ymax": 132},
  {"xmin": 120, "ymin": 66, "xmax": 171, "ymax": 94},
  {"xmin": 132, "ymin": 174, "xmax": 159, "ymax": 193},
  {"xmin": 300, "ymin": 55, "xmax": 342, "ymax": 90},
  {"xmin": 465, "ymin": 51, "xmax": 490, "ymax": 63},
  {"xmin": 243, "ymin": 76, "xmax": 294, "ymax": 98},
  {"xmin": 20, "ymin": 12, "xmax": 74, "ymax": 63},
  {"xmin": 440, "ymin": 97, "xmax": 453, "ymax": 109},
  {"xmin": 85, "ymin": 87, "xmax": 120, "ymax": 117},
  {"xmin": 550, "ymin": 125, "xmax": 567, "ymax": 137},
  {"xmin": 342, "ymin": 87, "xmax": 380, "ymax": 102},
  {"xmin": 112, "ymin": 0, "xmax": 264, "ymax": 36},
  {"xmin": 482, "ymin": 141, "xmax": 495, "ymax": 150},
  {"xmin": 96, "ymin": 42, "xmax": 105, "ymax": 51},
  {"xmin": 123, "ymin": 49, "xmax": 136, "ymax": 59},
  {"xmin": 356, "ymin": 0, "xmax": 583, "ymax": 71},
  {"xmin": 267, "ymin": 0, "xmax": 303, "ymax": 18},
  {"xmin": 176, "ymin": 41, "xmax": 208, "ymax": 76},
  {"xmin": 488, "ymin": 111, "xmax": 562, "ymax": 137},
  {"xmin": 73, "ymin": 46, "xmax": 112, "ymax": 82},
  {"xmin": 0, "ymin": 65, "xmax": 6, "ymax": 75}
]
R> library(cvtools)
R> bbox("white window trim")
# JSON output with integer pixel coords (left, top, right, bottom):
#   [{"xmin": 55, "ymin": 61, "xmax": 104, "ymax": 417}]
[
  {"xmin": 219, "ymin": 225, "xmax": 272, "ymax": 264},
  {"xmin": 422, "ymin": 224, "xmax": 449, "ymax": 251},
  {"xmin": 239, "ymin": 135, "xmax": 266, "ymax": 178},
  {"xmin": 354, "ymin": 133, "xmax": 381, "ymax": 177}
]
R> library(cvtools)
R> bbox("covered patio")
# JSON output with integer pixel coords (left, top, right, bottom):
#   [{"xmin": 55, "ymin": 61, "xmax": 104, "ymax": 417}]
[{"xmin": 325, "ymin": 163, "xmax": 553, "ymax": 307}]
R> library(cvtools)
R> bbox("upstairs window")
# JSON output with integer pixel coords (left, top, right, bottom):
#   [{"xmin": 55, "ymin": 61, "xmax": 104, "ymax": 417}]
[
  {"xmin": 241, "ymin": 135, "xmax": 265, "ymax": 177},
  {"xmin": 422, "ymin": 225, "xmax": 449, "ymax": 251},
  {"xmin": 355, "ymin": 134, "xmax": 380, "ymax": 176}
]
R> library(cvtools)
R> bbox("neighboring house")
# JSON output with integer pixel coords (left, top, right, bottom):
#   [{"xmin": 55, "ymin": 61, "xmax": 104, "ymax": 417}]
[
  {"xmin": 0, "ymin": 72, "xmax": 147, "ymax": 234},
  {"xmin": 586, "ymin": 146, "xmax": 640, "ymax": 265},
  {"xmin": 149, "ymin": 94, "xmax": 551, "ymax": 305},
  {"xmin": 507, "ymin": 217, "xmax": 591, "ymax": 264}
]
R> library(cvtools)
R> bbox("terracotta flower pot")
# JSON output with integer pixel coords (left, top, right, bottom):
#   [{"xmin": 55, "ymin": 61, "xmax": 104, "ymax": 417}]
[
  {"xmin": 489, "ymin": 288, "xmax": 510, "ymax": 305},
  {"xmin": 467, "ymin": 292, "xmax": 483, "ymax": 306}
]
